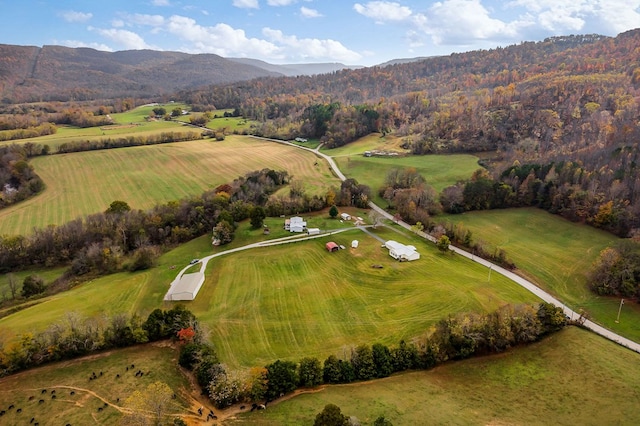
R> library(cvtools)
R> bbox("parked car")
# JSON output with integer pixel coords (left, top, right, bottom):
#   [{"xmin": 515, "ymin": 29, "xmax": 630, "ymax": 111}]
[{"xmin": 189, "ymin": 258, "xmax": 199, "ymax": 265}]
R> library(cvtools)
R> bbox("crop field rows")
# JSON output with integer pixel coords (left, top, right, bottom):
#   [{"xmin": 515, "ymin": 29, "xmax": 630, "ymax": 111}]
[{"xmin": 0, "ymin": 136, "xmax": 341, "ymax": 236}]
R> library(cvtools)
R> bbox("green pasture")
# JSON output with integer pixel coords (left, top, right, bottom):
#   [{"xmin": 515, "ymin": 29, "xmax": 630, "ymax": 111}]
[
  {"xmin": 0, "ymin": 344, "xmax": 192, "ymax": 426},
  {"xmin": 109, "ymin": 103, "xmax": 189, "ymax": 123},
  {"xmin": 0, "ymin": 267, "xmax": 66, "ymax": 304},
  {"xmin": 438, "ymin": 208, "xmax": 640, "ymax": 341},
  {"xmin": 0, "ymin": 135, "xmax": 340, "ymax": 236},
  {"xmin": 0, "ymin": 234, "xmax": 215, "ymax": 340},
  {"xmin": 290, "ymin": 138, "xmax": 322, "ymax": 150},
  {"xmin": 323, "ymin": 133, "xmax": 409, "ymax": 157},
  {"xmin": 0, "ymin": 211, "xmax": 366, "ymax": 339},
  {"xmin": 187, "ymin": 226, "xmax": 538, "ymax": 369},
  {"xmin": 335, "ymin": 153, "xmax": 481, "ymax": 205},
  {"xmin": 6, "ymin": 121, "xmax": 196, "ymax": 151},
  {"xmin": 0, "ymin": 222, "xmax": 539, "ymax": 365},
  {"xmin": 234, "ymin": 326, "xmax": 640, "ymax": 425}
]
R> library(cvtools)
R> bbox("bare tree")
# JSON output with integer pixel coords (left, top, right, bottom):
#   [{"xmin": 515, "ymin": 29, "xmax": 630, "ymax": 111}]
[{"xmin": 7, "ymin": 273, "xmax": 18, "ymax": 299}]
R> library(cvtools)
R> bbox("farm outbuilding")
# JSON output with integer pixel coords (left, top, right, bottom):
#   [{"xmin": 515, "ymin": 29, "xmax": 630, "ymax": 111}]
[
  {"xmin": 307, "ymin": 228, "xmax": 320, "ymax": 235},
  {"xmin": 326, "ymin": 242, "xmax": 339, "ymax": 252},
  {"xmin": 340, "ymin": 213, "xmax": 351, "ymax": 221},
  {"xmin": 385, "ymin": 240, "xmax": 420, "ymax": 261},
  {"xmin": 164, "ymin": 272, "xmax": 205, "ymax": 301}
]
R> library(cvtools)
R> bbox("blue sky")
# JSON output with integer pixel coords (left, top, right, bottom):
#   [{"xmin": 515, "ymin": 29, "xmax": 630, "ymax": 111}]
[{"xmin": 1, "ymin": 1, "xmax": 639, "ymax": 66}]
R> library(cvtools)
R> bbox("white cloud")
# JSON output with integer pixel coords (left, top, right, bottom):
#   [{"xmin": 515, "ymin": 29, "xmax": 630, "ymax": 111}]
[
  {"xmin": 425, "ymin": 0, "xmax": 523, "ymax": 44},
  {"xmin": 61, "ymin": 11, "xmax": 93, "ymax": 23},
  {"xmin": 262, "ymin": 27, "xmax": 362, "ymax": 62},
  {"xmin": 353, "ymin": 1, "xmax": 412, "ymax": 23},
  {"xmin": 151, "ymin": 0, "xmax": 170, "ymax": 5},
  {"xmin": 165, "ymin": 15, "xmax": 280, "ymax": 57},
  {"xmin": 300, "ymin": 6, "xmax": 322, "ymax": 18},
  {"xmin": 112, "ymin": 19, "xmax": 125, "ymax": 28},
  {"xmin": 91, "ymin": 27, "xmax": 154, "ymax": 50},
  {"xmin": 126, "ymin": 13, "xmax": 166, "ymax": 27},
  {"xmin": 232, "ymin": 0, "xmax": 259, "ymax": 8},
  {"xmin": 508, "ymin": 0, "xmax": 640, "ymax": 34},
  {"xmin": 57, "ymin": 39, "xmax": 113, "ymax": 52},
  {"xmin": 267, "ymin": 0, "xmax": 296, "ymax": 5}
]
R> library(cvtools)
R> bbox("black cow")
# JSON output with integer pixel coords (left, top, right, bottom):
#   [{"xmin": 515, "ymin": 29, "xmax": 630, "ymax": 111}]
[
  {"xmin": 16, "ymin": 408, "xmax": 22, "ymax": 413},
  {"xmin": 38, "ymin": 400, "xmax": 44, "ymax": 404}
]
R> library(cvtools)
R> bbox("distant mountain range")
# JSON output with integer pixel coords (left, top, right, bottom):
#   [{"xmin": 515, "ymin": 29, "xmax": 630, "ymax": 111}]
[
  {"xmin": 0, "ymin": 44, "xmax": 362, "ymax": 103},
  {"xmin": 228, "ymin": 58, "xmax": 362, "ymax": 76}
]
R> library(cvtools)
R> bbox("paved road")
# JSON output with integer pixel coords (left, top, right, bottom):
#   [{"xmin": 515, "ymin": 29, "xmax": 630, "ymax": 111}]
[{"xmin": 251, "ymin": 136, "xmax": 640, "ymax": 354}]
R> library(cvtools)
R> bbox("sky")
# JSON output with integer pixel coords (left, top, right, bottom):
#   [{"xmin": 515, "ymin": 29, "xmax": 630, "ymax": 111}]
[{"xmin": 1, "ymin": 1, "xmax": 640, "ymax": 66}]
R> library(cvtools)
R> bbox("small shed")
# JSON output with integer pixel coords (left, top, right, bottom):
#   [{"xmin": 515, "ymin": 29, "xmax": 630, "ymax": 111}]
[
  {"xmin": 341, "ymin": 213, "xmax": 351, "ymax": 221},
  {"xmin": 351, "ymin": 240, "xmax": 359, "ymax": 248},
  {"xmin": 326, "ymin": 242, "xmax": 339, "ymax": 252},
  {"xmin": 308, "ymin": 228, "xmax": 320, "ymax": 235}
]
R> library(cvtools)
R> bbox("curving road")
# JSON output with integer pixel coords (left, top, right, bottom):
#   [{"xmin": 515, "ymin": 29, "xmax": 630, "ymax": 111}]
[
  {"xmin": 170, "ymin": 136, "xmax": 640, "ymax": 353},
  {"xmin": 250, "ymin": 136, "xmax": 640, "ymax": 354}
]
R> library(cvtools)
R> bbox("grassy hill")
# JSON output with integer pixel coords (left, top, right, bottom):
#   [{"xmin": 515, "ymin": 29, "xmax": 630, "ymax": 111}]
[
  {"xmin": 0, "ymin": 135, "xmax": 340, "ymax": 236},
  {"xmin": 0, "ymin": 221, "xmax": 539, "ymax": 360},
  {"xmin": 0, "ymin": 343, "xmax": 193, "ymax": 425},
  {"xmin": 439, "ymin": 208, "xmax": 640, "ymax": 342},
  {"xmin": 232, "ymin": 327, "xmax": 640, "ymax": 425}
]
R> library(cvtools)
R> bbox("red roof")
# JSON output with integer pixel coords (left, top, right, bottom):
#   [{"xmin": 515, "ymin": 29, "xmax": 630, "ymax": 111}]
[{"xmin": 326, "ymin": 242, "xmax": 339, "ymax": 251}]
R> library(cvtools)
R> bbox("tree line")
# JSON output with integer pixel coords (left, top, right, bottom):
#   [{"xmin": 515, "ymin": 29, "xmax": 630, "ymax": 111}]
[
  {"xmin": 588, "ymin": 240, "xmax": 640, "ymax": 298},
  {"xmin": 0, "ymin": 305, "xmax": 196, "ymax": 378},
  {"xmin": 178, "ymin": 302, "xmax": 567, "ymax": 410},
  {"xmin": 177, "ymin": 29, "xmax": 640, "ymax": 238},
  {"xmin": 0, "ymin": 144, "xmax": 45, "ymax": 209},
  {"xmin": 0, "ymin": 169, "xmax": 291, "ymax": 279}
]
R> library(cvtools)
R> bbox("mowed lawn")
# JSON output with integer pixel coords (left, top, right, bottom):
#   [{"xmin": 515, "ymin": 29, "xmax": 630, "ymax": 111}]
[
  {"xmin": 0, "ymin": 226, "xmax": 538, "ymax": 366},
  {"xmin": 439, "ymin": 208, "xmax": 640, "ymax": 342},
  {"xmin": 0, "ymin": 234, "xmax": 216, "ymax": 340},
  {"xmin": 0, "ymin": 344, "xmax": 193, "ymax": 426},
  {"xmin": 0, "ymin": 135, "xmax": 340, "ymax": 235},
  {"xmin": 233, "ymin": 327, "xmax": 640, "ymax": 425},
  {"xmin": 187, "ymin": 227, "xmax": 538, "ymax": 369}
]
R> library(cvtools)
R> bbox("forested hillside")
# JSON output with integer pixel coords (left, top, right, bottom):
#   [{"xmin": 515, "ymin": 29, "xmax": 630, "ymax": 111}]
[
  {"xmin": 0, "ymin": 44, "xmax": 282, "ymax": 102},
  {"xmin": 181, "ymin": 30, "xmax": 640, "ymax": 236}
]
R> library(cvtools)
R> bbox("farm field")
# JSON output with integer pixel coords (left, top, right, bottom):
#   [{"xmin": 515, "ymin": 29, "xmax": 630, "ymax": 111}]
[
  {"xmin": 323, "ymin": 133, "xmax": 409, "ymax": 157},
  {"xmin": 438, "ymin": 208, "xmax": 640, "ymax": 342},
  {"xmin": 233, "ymin": 327, "xmax": 640, "ymax": 425},
  {"xmin": 0, "ymin": 135, "xmax": 340, "ymax": 236},
  {"xmin": 0, "ymin": 343, "xmax": 193, "ymax": 426},
  {"xmin": 0, "ymin": 223, "xmax": 539, "ymax": 365},
  {"xmin": 0, "ymin": 233, "xmax": 215, "ymax": 340},
  {"xmin": 335, "ymin": 152, "xmax": 481, "ymax": 205},
  {"xmin": 188, "ymin": 226, "xmax": 539, "ymax": 369}
]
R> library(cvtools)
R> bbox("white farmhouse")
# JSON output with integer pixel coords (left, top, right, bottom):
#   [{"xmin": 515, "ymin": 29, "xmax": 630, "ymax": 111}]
[
  {"xmin": 385, "ymin": 240, "xmax": 420, "ymax": 261},
  {"xmin": 285, "ymin": 216, "xmax": 307, "ymax": 232}
]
